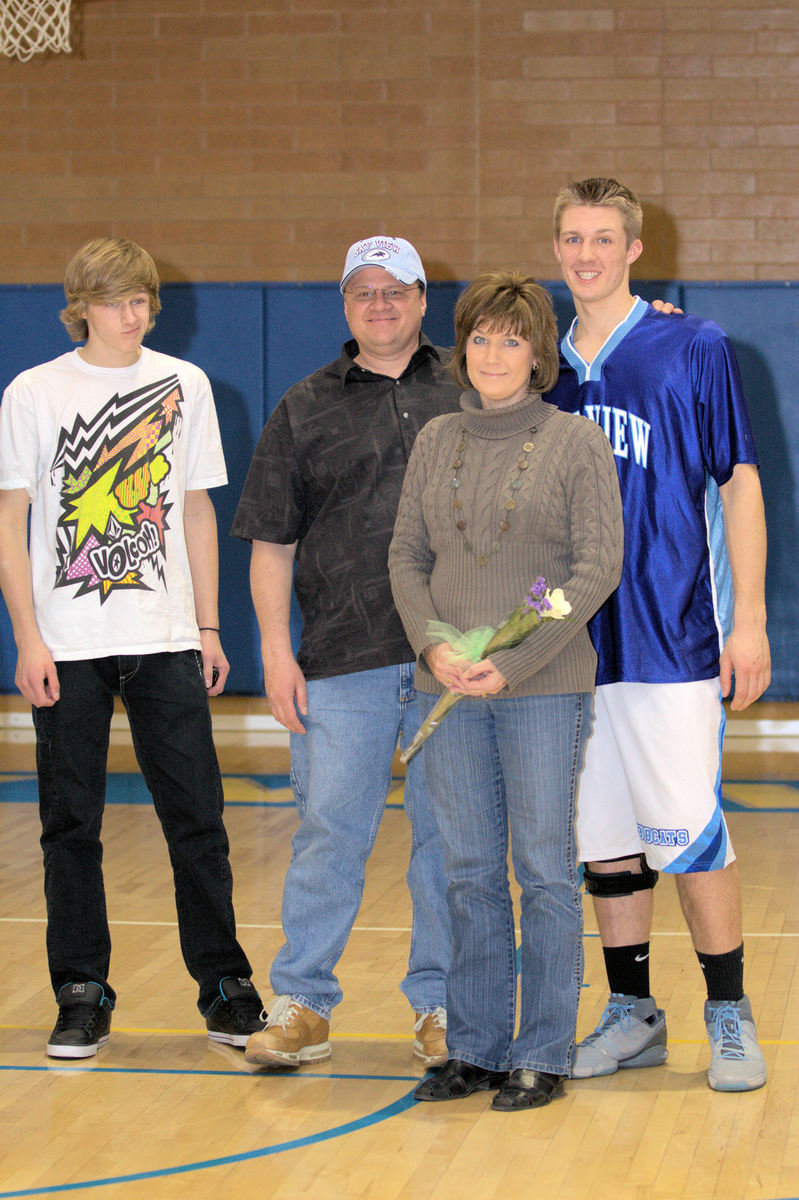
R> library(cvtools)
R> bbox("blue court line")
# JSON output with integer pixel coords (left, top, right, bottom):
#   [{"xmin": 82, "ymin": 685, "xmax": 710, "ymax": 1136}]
[
  {"xmin": 720, "ymin": 784, "xmax": 799, "ymax": 813},
  {"xmin": 2, "ymin": 773, "xmax": 796, "ymax": 810},
  {"xmin": 1, "ymin": 1064, "xmax": 793, "ymax": 1200},
  {"xmin": 0, "ymin": 1064, "xmax": 416, "ymax": 1081},
  {"xmin": 0, "ymin": 773, "xmax": 408, "ymax": 808},
  {"xmin": 0, "ymin": 1072, "xmax": 419, "ymax": 1198},
  {"xmin": 721, "ymin": 799, "xmax": 799, "ymax": 813},
  {"xmin": 724, "ymin": 779, "xmax": 799, "ymax": 789},
  {"xmin": 0, "ymin": 773, "xmax": 296, "ymax": 805}
]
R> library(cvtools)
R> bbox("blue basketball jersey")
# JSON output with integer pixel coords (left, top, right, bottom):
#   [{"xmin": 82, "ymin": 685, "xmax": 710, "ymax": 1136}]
[{"xmin": 548, "ymin": 299, "xmax": 759, "ymax": 685}]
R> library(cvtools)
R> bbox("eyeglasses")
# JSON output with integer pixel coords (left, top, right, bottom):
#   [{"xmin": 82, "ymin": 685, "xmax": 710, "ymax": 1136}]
[{"xmin": 344, "ymin": 284, "xmax": 421, "ymax": 304}]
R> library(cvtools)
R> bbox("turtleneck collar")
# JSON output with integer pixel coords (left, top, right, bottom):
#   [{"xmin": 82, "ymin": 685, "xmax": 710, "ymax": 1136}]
[{"xmin": 458, "ymin": 388, "xmax": 555, "ymax": 439}]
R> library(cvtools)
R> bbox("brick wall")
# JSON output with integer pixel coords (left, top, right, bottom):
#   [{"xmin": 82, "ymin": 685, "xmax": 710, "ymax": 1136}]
[{"xmin": 1, "ymin": 0, "xmax": 797, "ymax": 284}]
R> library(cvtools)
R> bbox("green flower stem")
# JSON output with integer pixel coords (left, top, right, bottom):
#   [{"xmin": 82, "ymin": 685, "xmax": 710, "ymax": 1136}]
[
  {"xmin": 400, "ymin": 689, "xmax": 465, "ymax": 765},
  {"xmin": 400, "ymin": 605, "xmax": 545, "ymax": 765}
]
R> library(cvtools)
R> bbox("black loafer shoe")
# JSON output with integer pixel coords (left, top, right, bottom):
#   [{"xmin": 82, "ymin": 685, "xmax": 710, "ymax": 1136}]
[
  {"xmin": 414, "ymin": 1058, "xmax": 508, "ymax": 1102},
  {"xmin": 491, "ymin": 1068, "xmax": 564, "ymax": 1111}
]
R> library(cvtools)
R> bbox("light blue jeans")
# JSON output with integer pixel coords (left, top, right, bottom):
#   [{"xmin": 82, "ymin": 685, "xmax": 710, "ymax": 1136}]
[
  {"xmin": 270, "ymin": 663, "xmax": 451, "ymax": 1017},
  {"xmin": 417, "ymin": 690, "xmax": 590, "ymax": 1075}
]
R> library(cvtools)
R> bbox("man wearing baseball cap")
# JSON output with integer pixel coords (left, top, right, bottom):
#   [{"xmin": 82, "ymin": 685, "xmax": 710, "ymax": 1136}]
[{"xmin": 232, "ymin": 237, "xmax": 458, "ymax": 1069}]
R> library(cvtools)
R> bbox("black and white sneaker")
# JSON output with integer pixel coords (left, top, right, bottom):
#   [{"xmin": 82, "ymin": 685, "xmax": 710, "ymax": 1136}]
[
  {"xmin": 206, "ymin": 977, "xmax": 266, "ymax": 1047},
  {"xmin": 47, "ymin": 982, "xmax": 112, "ymax": 1059}
]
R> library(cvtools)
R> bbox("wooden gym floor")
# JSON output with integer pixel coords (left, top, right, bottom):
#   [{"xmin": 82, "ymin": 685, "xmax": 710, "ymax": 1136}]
[{"xmin": 0, "ymin": 697, "xmax": 797, "ymax": 1200}]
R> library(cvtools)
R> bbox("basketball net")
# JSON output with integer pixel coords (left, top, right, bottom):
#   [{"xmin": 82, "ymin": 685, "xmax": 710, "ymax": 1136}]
[{"xmin": 0, "ymin": 0, "xmax": 71, "ymax": 62}]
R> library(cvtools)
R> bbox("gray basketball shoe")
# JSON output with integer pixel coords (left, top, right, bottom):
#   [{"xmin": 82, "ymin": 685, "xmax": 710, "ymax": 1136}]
[
  {"xmin": 705, "ymin": 995, "xmax": 766, "ymax": 1092},
  {"xmin": 572, "ymin": 993, "xmax": 668, "ymax": 1078}
]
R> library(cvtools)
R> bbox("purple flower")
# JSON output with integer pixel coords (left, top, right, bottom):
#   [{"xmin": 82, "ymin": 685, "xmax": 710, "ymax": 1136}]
[{"xmin": 522, "ymin": 576, "xmax": 552, "ymax": 614}]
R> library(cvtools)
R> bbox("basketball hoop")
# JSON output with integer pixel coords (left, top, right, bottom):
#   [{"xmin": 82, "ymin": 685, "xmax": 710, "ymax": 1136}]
[{"xmin": 0, "ymin": 0, "xmax": 71, "ymax": 62}]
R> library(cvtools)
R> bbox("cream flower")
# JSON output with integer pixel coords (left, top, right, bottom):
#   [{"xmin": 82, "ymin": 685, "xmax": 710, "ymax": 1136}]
[{"xmin": 547, "ymin": 588, "xmax": 572, "ymax": 619}]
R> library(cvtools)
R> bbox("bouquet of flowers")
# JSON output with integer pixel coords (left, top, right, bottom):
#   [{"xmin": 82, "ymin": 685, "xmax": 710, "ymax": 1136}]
[{"xmin": 400, "ymin": 577, "xmax": 571, "ymax": 764}]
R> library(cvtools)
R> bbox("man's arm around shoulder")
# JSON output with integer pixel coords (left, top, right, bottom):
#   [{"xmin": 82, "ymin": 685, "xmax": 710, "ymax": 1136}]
[
  {"xmin": 250, "ymin": 539, "xmax": 308, "ymax": 734},
  {"xmin": 0, "ymin": 488, "xmax": 59, "ymax": 706}
]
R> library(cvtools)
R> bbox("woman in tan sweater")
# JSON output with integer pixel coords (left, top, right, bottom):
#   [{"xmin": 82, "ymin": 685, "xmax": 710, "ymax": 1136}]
[{"xmin": 389, "ymin": 271, "xmax": 623, "ymax": 1111}]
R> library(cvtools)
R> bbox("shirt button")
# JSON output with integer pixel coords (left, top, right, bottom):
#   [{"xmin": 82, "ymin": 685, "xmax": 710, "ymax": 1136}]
[{"xmin": 402, "ymin": 411, "xmax": 409, "ymax": 419}]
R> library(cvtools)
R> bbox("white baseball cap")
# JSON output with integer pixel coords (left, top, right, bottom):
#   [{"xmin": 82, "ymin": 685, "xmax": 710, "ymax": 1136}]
[{"xmin": 340, "ymin": 235, "xmax": 426, "ymax": 293}]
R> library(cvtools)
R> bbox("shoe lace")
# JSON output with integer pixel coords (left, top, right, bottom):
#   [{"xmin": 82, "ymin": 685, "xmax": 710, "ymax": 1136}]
[
  {"xmin": 55, "ymin": 1001, "xmax": 102, "ymax": 1035},
  {"xmin": 711, "ymin": 1005, "xmax": 746, "ymax": 1060},
  {"xmin": 223, "ymin": 993, "xmax": 266, "ymax": 1029},
  {"xmin": 586, "ymin": 998, "xmax": 635, "ymax": 1043},
  {"xmin": 414, "ymin": 1006, "xmax": 447, "ymax": 1034},
  {"xmin": 267, "ymin": 995, "xmax": 303, "ymax": 1030}
]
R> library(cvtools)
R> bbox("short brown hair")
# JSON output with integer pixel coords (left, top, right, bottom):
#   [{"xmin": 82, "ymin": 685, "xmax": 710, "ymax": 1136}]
[
  {"xmin": 450, "ymin": 270, "xmax": 559, "ymax": 394},
  {"xmin": 553, "ymin": 177, "xmax": 643, "ymax": 247},
  {"xmin": 60, "ymin": 236, "xmax": 161, "ymax": 342}
]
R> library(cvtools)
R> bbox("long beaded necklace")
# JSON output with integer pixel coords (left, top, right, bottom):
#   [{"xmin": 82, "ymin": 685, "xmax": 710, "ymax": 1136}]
[{"xmin": 450, "ymin": 425, "xmax": 537, "ymax": 565}]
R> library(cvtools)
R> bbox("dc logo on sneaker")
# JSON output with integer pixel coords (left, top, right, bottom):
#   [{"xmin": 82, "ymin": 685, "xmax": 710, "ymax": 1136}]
[
  {"xmin": 238, "ymin": 978, "xmax": 252, "ymax": 988},
  {"xmin": 73, "ymin": 983, "xmax": 86, "ymax": 994}
]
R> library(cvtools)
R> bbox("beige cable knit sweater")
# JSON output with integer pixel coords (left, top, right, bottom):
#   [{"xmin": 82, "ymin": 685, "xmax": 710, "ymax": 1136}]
[{"xmin": 389, "ymin": 389, "xmax": 624, "ymax": 697}]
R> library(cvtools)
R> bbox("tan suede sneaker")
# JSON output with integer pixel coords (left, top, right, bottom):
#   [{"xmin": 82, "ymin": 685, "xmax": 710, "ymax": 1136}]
[
  {"xmin": 244, "ymin": 995, "xmax": 331, "ymax": 1068},
  {"xmin": 413, "ymin": 1007, "xmax": 447, "ymax": 1067}
]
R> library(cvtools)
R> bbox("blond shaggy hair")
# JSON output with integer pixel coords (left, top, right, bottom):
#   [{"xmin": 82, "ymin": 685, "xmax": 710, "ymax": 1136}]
[{"xmin": 60, "ymin": 236, "xmax": 161, "ymax": 342}]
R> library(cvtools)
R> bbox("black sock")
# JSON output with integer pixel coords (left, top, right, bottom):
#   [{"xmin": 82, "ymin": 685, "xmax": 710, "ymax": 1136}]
[
  {"xmin": 696, "ymin": 943, "xmax": 744, "ymax": 1002},
  {"xmin": 602, "ymin": 943, "xmax": 651, "ymax": 999}
]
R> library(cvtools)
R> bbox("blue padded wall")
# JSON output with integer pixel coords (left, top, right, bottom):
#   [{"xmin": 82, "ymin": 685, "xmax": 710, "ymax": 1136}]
[{"xmin": 0, "ymin": 279, "xmax": 795, "ymax": 697}]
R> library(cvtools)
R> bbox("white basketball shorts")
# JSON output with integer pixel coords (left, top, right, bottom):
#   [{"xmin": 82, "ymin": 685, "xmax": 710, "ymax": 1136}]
[{"xmin": 576, "ymin": 678, "xmax": 735, "ymax": 873}]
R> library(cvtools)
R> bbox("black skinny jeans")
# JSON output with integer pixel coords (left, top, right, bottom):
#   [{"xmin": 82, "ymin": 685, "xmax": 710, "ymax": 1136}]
[{"xmin": 33, "ymin": 650, "xmax": 252, "ymax": 1014}]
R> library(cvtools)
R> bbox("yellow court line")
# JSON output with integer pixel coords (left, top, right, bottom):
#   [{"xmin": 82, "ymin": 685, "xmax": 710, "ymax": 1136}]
[
  {"xmin": 5, "ymin": 916, "xmax": 799, "ymax": 941},
  {"xmin": 0, "ymin": 1024, "xmax": 796, "ymax": 1047},
  {"xmin": 0, "ymin": 1024, "xmax": 208, "ymax": 1037}
]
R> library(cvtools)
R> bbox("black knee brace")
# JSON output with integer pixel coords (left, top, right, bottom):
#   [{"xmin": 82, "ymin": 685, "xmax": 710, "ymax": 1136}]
[{"xmin": 582, "ymin": 853, "xmax": 658, "ymax": 898}]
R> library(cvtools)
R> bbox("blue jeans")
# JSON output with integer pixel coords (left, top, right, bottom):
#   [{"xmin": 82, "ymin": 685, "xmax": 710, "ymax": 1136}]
[
  {"xmin": 417, "ymin": 690, "xmax": 590, "ymax": 1074},
  {"xmin": 271, "ymin": 663, "xmax": 451, "ymax": 1017},
  {"xmin": 33, "ymin": 652, "xmax": 253, "ymax": 1014}
]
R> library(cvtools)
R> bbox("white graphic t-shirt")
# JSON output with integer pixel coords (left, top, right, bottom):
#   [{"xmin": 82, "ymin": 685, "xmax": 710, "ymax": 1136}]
[{"xmin": 0, "ymin": 346, "xmax": 227, "ymax": 660}]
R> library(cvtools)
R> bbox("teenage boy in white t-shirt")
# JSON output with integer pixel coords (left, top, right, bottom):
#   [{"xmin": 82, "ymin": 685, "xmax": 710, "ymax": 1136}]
[{"xmin": 0, "ymin": 237, "xmax": 265, "ymax": 1058}]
